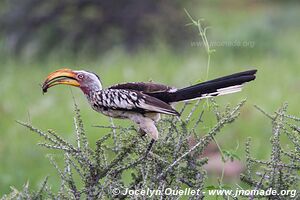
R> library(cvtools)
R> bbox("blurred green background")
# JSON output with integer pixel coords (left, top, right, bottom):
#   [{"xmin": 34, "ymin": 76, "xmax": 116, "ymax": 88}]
[{"xmin": 0, "ymin": 0, "xmax": 300, "ymax": 195}]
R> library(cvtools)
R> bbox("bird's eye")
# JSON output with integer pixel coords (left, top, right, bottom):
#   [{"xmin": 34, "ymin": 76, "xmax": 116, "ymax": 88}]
[{"xmin": 77, "ymin": 74, "xmax": 84, "ymax": 80}]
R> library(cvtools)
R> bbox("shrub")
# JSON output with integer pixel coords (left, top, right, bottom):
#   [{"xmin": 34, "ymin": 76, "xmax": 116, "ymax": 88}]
[
  {"xmin": 241, "ymin": 103, "xmax": 299, "ymax": 199},
  {"xmin": 3, "ymin": 99, "xmax": 245, "ymax": 199}
]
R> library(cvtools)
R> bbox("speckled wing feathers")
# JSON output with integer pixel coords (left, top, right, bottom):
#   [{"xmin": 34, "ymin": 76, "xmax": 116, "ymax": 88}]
[{"xmin": 91, "ymin": 89, "xmax": 179, "ymax": 116}]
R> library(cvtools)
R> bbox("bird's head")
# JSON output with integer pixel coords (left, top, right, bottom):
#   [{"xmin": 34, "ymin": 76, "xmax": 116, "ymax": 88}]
[{"xmin": 42, "ymin": 68, "xmax": 102, "ymax": 94}]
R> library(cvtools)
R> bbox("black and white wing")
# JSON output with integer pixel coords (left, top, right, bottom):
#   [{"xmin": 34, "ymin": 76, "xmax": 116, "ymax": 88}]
[{"xmin": 94, "ymin": 89, "xmax": 180, "ymax": 116}]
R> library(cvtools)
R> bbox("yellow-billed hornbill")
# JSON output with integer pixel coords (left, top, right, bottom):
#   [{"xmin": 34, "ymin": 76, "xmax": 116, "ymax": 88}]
[{"xmin": 42, "ymin": 69, "xmax": 257, "ymax": 142}]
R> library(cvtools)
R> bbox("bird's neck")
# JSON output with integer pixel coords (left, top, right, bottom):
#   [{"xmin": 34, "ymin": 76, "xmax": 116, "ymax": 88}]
[{"xmin": 80, "ymin": 85, "xmax": 102, "ymax": 96}]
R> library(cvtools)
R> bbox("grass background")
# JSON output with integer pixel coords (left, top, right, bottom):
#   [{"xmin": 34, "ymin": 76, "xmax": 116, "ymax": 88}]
[{"xmin": 1, "ymin": 1, "xmax": 300, "ymax": 195}]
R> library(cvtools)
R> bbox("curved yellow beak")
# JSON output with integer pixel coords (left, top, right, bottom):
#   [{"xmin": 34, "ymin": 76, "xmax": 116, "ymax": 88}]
[{"xmin": 42, "ymin": 68, "xmax": 80, "ymax": 93}]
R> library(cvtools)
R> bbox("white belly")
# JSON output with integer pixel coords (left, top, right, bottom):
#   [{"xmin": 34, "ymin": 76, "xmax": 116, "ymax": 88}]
[{"xmin": 92, "ymin": 105, "xmax": 160, "ymax": 140}]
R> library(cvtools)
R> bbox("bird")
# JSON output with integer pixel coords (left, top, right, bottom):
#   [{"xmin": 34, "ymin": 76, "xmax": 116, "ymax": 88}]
[{"xmin": 42, "ymin": 68, "xmax": 257, "ymax": 143}]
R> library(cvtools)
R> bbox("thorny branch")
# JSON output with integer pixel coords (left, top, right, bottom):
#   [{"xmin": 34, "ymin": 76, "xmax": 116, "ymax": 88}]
[
  {"xmin": 241, "ymin": 103, "xmax": 299, "ymax": 199},
  {"xmin": 11, "ymin": 98, "xmax": 250, "ymax": 199}
]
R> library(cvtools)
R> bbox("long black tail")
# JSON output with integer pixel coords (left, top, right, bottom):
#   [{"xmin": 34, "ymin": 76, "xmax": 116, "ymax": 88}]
[{"xmin": 149, "ymin": 69, "xmax": 257, "ymax": 103}]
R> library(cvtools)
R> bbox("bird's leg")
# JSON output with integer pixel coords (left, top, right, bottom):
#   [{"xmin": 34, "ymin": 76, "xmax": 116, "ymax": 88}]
[
  {"xmin": 145, "ymin": 139, "xmax": 155, "ymax": 156},
  {"xmin": 128, "ymin": 114, "xmax": 158, "ymax": 155}
]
